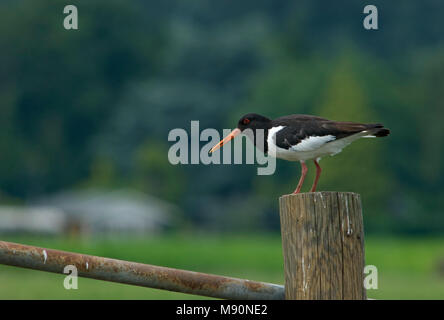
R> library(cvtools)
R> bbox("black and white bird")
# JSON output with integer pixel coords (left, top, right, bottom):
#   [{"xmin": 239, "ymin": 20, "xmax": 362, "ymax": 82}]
[{"xmin": 210, "ymin": 113, "xmax": 390, "ymax": 194}]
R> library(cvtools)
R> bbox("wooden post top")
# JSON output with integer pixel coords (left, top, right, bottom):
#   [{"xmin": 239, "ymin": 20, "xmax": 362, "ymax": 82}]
[
  {"xmin": 280, "ymin": 191, "xmax": 361, "ymax": 199},
  {"xmin": 279, "ymin": 191, "xmax": 366, "ymax": 300}
]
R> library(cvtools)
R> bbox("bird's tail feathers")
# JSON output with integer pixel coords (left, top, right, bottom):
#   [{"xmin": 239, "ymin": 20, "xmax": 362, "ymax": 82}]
[{"xmin": 363, "ymin": 125, "xmax": 390, "ymax": 138}]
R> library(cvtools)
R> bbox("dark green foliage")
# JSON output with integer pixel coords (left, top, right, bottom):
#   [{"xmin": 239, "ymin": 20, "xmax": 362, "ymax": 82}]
[{"xmin": 0, "ymin": 1, "xmax": 443, "ymax": 234}]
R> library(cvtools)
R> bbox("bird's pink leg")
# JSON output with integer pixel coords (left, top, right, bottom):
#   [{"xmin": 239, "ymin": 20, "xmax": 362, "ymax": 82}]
[
  {"xmin": 310, "ymin": 158, "xmax": 322, "ymax": 192},
  {"xmin": 293, "ymin": 161, "xmax": 308, "ymax": 194}
]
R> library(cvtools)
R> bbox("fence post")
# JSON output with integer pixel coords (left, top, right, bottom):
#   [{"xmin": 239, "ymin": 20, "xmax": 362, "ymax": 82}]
[{"xmin": 279, "ymin": 192, "xmax": 366, "ymax": 300}]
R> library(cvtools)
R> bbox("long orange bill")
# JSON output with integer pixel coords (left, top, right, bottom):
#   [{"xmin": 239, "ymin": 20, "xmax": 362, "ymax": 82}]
[{"xmin": 209, "ymin": 128, "xmax": 241, "ymax": 153}]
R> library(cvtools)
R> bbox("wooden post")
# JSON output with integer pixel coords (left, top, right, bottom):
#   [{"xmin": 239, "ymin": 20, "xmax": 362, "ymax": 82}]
[{"xmin": 279, "ymin": 192, "xmax": 366, "ymax": 300}]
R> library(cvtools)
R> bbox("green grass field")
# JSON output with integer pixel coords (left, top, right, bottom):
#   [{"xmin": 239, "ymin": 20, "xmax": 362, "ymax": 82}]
[{"xmin": 0, "ymin": 233, "xmax": 443, "ymax": 299}]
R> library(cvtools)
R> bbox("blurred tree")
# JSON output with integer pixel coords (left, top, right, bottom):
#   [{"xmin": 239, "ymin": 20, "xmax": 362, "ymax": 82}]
[
  {"xmin": 83, "ymin": 156, "xmax": 118, "ymax": 188},
  {"xmin": 0, "ymin": 0, "xmax": 164, "ymax": 198},
  {"xmin": 132, "ymin": 140, "xmax": 185, "ymax": 203}
]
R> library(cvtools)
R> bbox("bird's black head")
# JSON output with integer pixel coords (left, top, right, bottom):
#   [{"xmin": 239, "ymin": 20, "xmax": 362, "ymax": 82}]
[
  {"xmin": 209, "ymin": 113, "xmax": 272, "ymax": 154},
  {"xmin": 237, "ymin": 113, "xmax": 272, "ymax": 132}
]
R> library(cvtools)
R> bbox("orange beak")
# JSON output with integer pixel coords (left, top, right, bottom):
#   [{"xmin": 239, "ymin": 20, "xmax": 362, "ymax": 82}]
[{"xmin": 209, "ymin": 128, "xmax": 241, "ymax": 153}]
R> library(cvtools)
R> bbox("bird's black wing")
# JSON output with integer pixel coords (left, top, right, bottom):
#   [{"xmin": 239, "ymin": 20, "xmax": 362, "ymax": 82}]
[
  {"xmin": 272, "ymin": 115, "xmax": 385, "ymax": 151},
  {"xmin": 273, "ymin": 126, "xmax": 334, "ymax": 150}
]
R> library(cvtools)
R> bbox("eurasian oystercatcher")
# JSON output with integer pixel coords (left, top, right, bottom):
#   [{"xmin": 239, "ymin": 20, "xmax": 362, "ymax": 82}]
[{"xmin": 210, "ymin": 113, "xmax": 390, "ymax": 194}]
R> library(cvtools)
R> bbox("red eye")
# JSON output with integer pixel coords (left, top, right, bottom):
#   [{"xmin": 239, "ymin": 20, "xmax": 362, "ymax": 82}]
[{"xmin": 243, "ymin": 118, "xmax": 250, "ymax": 125}]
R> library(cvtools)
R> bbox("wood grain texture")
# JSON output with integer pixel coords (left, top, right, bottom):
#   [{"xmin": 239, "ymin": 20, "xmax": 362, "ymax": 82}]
[{"xmin": 279, "ymin": 192, "xmax": 366, "ymax": 300}]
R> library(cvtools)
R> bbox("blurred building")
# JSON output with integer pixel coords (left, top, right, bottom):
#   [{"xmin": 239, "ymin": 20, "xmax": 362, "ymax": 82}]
[
  {"xmin": 0, "ymin": 189, "xmax": 174, "ymax": 235},
  {"xmin": 0, "ymin": 206, "xmax": 65, "ymax": 234}
]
